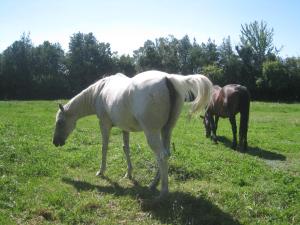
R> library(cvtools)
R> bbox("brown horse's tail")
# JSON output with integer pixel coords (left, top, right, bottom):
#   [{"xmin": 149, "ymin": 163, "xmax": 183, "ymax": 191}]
[{"xmin": 239, "ymin": 88, "xmax": 250, "ymax": 150}]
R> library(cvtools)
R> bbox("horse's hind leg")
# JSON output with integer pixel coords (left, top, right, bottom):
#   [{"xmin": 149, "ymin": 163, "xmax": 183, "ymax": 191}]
[
  {"xmin": 148, "ymin": 126, "xmax": 172, "ymax": 191},
  {"xmin": 145, "ymin": 131, "xmax": 169, "ymax": 199},
  {"xmin": 96, "ymin": 120, "xmax": 112, "ymax": 177},
  {"xmin": 239, "ymin": 126, "xmax": 248, "ymax": 152},
  {"xmin": 122, "ymin": 131, "xmax": 133, "ymax": 179},
  {"xmin": 215, "ymin": 115, "xmax": 219, "ymax": 131},
  {"xmin": 229, "ymin": 116, "xmax": 237, "ymax": 150},
  {"xmin": 147, "ymin": 127, "xmax": 172, "ymax": 191},
  {"xmin": 161, "ymin": 126, "xmax": 172, "ymax": 156}
]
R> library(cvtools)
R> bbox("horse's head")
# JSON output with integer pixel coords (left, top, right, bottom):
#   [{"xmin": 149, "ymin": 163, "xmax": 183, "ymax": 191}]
[
  {"xmin": 53, "ymin": 104, "xmax": 76, "ymax": 147},
  {"xmin": 202, "ymin": 112, "xmax": 211, "ymax": 138}
]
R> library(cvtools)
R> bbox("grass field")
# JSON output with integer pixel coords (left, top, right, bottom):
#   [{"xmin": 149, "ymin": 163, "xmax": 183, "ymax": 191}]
[{"xmin": 0, "ymin": 101, "xmax": 299, "ymax": 225}]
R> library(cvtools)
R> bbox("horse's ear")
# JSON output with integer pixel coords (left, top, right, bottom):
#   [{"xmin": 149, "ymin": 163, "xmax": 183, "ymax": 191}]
[{"xmin": 58, "ymin": 103, "xmax": 65, "ymax": 113}]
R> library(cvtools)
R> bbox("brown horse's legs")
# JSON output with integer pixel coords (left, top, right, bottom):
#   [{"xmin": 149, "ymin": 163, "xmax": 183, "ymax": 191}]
[
  {"xmin": 229, "ymin": 116, "xmax": 237, "ymax": 150},
  {"xmin": 209, "ymin": 114, "xmax": 218, "ymax": 143},
  {"xmin": 215, "ymin": 116, "xmax": 219, "ymax": 131},
  {"xmin": 239, "ymin": 129, "xmax": 248, "ymax": 152}
]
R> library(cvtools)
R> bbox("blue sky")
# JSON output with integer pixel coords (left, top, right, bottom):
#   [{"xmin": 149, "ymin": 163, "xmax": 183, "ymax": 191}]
[{"xmin": 0, "ymin": 0, "xmax": 299, "ymax": 57}]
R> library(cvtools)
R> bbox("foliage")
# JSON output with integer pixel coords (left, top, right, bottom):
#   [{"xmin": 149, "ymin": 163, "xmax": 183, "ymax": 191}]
[
  {"xmin": 240, "ymin": 20, "xmax": 276, "ymax": 69},
  {"xmin": 67, "ymin": 32, "xmax": 114, "ymax": 94},
  {"xmin": 263, "ymin": 60, "xmax": 288, "ymax": 90},
  {"xmin": 0, "ymin": 21, "xmax": 300, "ymax": 101},
  {"xmin": 0, "ymin": 101, "xmax": 299, "ymax": 224},
  {"xmin": 202, "ymin": 64, "xmax": 224, "ymax": 85},
  {"xmin": 1, "ymin": 33, "xmax": 34, "ymax": 99},
  {"xmin": 114, "ymin": 54, "xmax": 136, "ymax": 77},
  {"xmin": 285, "ymin": 57, "xmax": 300, "ymax": 100},
  {"xmin": 32, "ymin": 41, "xmax": 70, "ymax": 99}
]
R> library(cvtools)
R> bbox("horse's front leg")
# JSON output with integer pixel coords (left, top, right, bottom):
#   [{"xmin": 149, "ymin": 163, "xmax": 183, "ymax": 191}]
[
  {"xmin": 229, "ymin": 116, "xmax": 237, "ymax": 150},
  {"xmin": 122, "ymin": 131, "xmax": 133, "ymax": 179},
  {"xmin": 96, "ymin": 121, "xmax": 112, "ymax": 177}
]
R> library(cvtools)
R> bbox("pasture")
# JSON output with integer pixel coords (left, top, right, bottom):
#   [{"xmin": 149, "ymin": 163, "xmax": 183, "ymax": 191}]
[{"xmin": 0, "ymin": 101, "xmax": 299, "ymax": 225}]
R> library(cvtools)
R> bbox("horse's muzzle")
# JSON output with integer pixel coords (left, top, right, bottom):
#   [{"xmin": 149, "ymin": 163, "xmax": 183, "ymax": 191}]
[{"xmin": 53, "ymin": 137, "xmax": 65, "ymax": 147}]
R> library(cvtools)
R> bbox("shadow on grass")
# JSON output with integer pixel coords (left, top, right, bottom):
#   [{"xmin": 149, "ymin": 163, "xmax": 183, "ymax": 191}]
[
  {"xmin": 62, "ymin": 177, "xmax": 241, "ymax": 225},
  {"xmin": 217, "ymin": 136, "xmax": 286, "ymax": 161}
]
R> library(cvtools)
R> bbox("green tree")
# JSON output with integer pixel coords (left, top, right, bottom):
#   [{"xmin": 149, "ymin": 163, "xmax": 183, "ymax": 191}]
[
  {"xmin": 218, "ymin": 36, "xmax": 242, "ymax": 84},
  {"xmin": 0, "ymin": 53, "xmax": 3, "ymax": 97},
  {"xmin": 1, "ymin": 33, "xmax": 34, "ymax": 99},
  {"xmin": 67, "ymin": 32, "xmax": 113, "ymax": 94},
  {"xmin": 115, "ymin": 54, "xmax": 136, "ymax": 77},
  {"xmin": 32, "ymin": 41, "xmax": 70, "ymax": 99},
  {"xmin": 262, "ymin": 60, "xmax": 288, "ymax": 99},
  {"xmin": 202, "ymin": 64, "xmax": 224, "ymax": 85},
  {"xmin": 156, "ymin": 36, "xmax": 180, "ymax": 73},
  {"xmin": 240, "ymin": 21, "xmax": 277, "ymax": 68},
  {"xmin": 177, "ymin": 35, "xmax": 193, "ymax": 74},
  {"xmin": 202, "ymin": 39, "xmax": 219, "ymax": 66},
  {"xmin": 189, "ymin": 40, "xmax": 205, "ymax": 73},
  {"xmin": 284, "ymin": 57, "xmax": 300, "ymax": 100},
  {"xmin": 133, "ymin": 40, "xmax": 162, "ymax": 72},
  {"xmin": 237, "ymin": 20, "xmax": 278, "ymax": 95}
]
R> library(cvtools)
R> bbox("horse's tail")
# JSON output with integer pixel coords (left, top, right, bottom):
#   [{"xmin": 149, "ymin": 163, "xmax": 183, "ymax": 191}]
[
  {"xmin": 167, "ymin": 74, "xmax": 213, "ymax": 114},
  {"xmin": 239, "ymin": 87, "xmax": 250, "ymax": 150},
  {"xmin": 162, "ymin": 75, "xmax": 212, "ymax": 154}
]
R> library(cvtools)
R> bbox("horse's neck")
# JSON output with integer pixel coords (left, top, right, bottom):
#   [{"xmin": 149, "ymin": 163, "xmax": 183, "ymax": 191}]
[{"xmin": 65, "ymin": 88, "xmax": 96, "ymax": 120}]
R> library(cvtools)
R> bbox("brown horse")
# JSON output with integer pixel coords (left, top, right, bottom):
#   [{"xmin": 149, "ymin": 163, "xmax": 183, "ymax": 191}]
[{"xmin": 202, "ymin": 84, "xmax": 250, "ymax": 151}]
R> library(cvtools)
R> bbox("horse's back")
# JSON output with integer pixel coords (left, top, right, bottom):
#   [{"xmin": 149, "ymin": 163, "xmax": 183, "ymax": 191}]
[
  {"xmin": 99, "ymin": 71, "xmax": 171, "ymax": 132},
  {"xmin": 210, "ymin": 84, "xmax": 249, "ymax": 117},
  {"xmin": 130, "ymin": 72, "xmax": 171, "ymax": 131}
]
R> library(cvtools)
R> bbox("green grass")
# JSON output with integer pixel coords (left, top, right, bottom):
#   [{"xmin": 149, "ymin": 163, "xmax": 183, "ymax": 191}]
[{"xmin": 0, "ymin": 101, "xmax": 299, "ymax": 225}]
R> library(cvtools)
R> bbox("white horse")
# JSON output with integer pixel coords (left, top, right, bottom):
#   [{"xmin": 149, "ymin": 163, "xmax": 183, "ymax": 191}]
[{"xmin": 53, "ymin": 70, "xmax": 212, "ymax": 200}]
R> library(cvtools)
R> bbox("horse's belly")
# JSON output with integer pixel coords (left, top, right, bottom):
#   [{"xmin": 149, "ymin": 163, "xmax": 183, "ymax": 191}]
[
  {"xmin": 110, "ymin": 112, "xmax": 142, "ymax": 132},
  {"xmin": 115, "ymin": 120, "xmax": 142, "ymax": 132}
]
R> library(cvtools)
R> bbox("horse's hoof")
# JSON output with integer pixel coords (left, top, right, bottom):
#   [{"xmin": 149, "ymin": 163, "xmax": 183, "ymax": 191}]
[
  {"xmin": 96, "ymin": 171, "xmax": 104, "ymax": 177},
  {"xmin": 211, "ymin": 136, "xmax": 218, "ymax": 144},
  {"xmin": 123, "ymin": 172, "xmax": 132, "ymax": 179},
  {"xmin": 239, "ymin": 147, "xmax": 247, "ymax": 152},
  {"xmin": 231, "ymin": 143, "xmax": 237, "ymax": 150},
  {"xmin": 212, "ymin": 138, "xmax": 218, "ymax": 144}
]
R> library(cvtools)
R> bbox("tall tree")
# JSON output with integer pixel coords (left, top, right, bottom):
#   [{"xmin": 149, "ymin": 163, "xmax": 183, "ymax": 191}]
[
  {"xmin": 67, "ymin": 32, "xmax": 113, "ymax": 94},
  {"xmin": 0, "ymin": 53, "xmax": 3, "ymax": 97},
  {"xmin": 114, "ymin": 54, "xmax": 136, "ymax": 77},
  {"xmin": 189, "ymin": 40, "xmax": 205, "ymax": 73},
  {"xmin": 202, "ymin": 38, "xmax": 219, "ymax": 66},
  {"xmin": 133, "ymin": 40, "xmax": 162, "ymax": 72},
  {"xmin": 32, "ymin": 41, "xmax": 69, "ymax": 99},
  {"xmin": 1, "ymin": 33, "xmax": 34, "ymax": 99},
  {"xmin": 178, "ymin": 35, "xmax": 193, "ymax": 74},
  {"xmin": 240, "ymin": 20, "xmax": 276, "ymax": 69},
  {"xmin": 284, "ymin": 57, "xmax": 300, "ymax": 100},
  {"xmin": 156, "ymin": 36, "xmax": 180, "ymax": 73},
  {"xmin": 218, "ymin": 36, "xmax": 241, "ymax": 84},
  {"xmin": 236, "ymin": 21, "xmax": 278, "ymax": 95}
]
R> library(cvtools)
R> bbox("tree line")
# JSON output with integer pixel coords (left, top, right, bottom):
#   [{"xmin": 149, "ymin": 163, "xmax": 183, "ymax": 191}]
[{"xmin": 0, "ymin": 21, "xmax": 299, "ymax": 101}]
